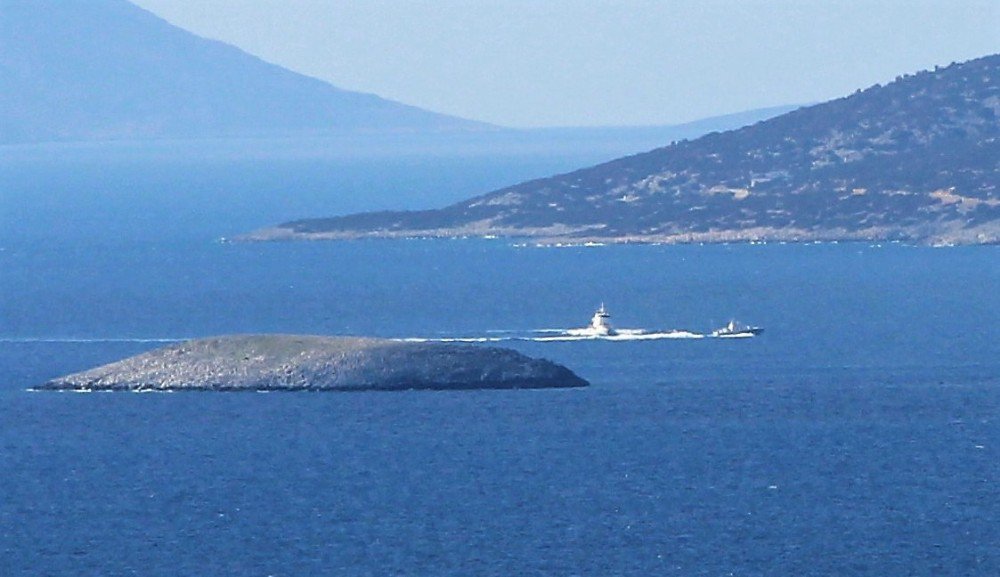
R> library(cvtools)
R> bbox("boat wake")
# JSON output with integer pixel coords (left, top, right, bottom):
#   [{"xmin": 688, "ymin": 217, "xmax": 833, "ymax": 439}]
[
  {"xmin": 538, "ymin": 329, "xmax": 704, "ymax": 341},
  {"xmin": 395, "ymin": 305, "xmax": 748, "ymax": 343},
  {"xmin": 396, "ymin": 328, "xmax": 705, "ymax": 343},
  {"xmin": 6, "ymin": 307, "xmax": 759, "ymax": 346}
]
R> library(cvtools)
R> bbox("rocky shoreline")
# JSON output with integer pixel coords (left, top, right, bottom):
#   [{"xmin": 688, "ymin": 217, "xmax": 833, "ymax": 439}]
[
  {"xmin": 34, "ymin": 335, "xmax": 589, "ymax": 392},
  {"xmin": 238, "ymin": 222, "xmax": 1000, "ymax": 247},
  {"xmin": 238, "ymin": 55, "xmax": 1000, "ymax": 248}
]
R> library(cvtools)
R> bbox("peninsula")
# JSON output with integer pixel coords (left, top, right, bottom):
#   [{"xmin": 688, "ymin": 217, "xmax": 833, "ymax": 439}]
[
  {"xmin": 247, "ymin": 54, "xmax": 1000, "ymax": 246},
  {"xmin": 33, "ymin": 335, "xmax": 588, "ymax": 392}
]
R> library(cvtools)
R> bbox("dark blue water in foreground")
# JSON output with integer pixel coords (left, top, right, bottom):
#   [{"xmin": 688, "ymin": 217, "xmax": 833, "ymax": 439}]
[{"xmin": 2, "ymin": 147, "xmax": 999, "ymax": 575}]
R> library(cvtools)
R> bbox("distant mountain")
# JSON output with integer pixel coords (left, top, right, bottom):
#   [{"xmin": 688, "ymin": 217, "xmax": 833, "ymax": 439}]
[
  {"xmin": 262, "ymin": 54, "xmax": 1000, "ymax": 245},
  {"xmin": 0, "ymin": 0, "xmax": 483, "ymax": 143}
]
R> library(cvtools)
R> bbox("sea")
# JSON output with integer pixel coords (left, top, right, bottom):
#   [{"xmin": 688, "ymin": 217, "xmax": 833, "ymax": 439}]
[{"xmin": 1, "ymin": 137, "xmax": 998, "ymax": 576}]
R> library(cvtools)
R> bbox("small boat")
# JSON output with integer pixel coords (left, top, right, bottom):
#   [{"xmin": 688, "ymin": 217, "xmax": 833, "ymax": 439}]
[
  {"xmin": 711, "ymin": 319, "xmax": 763, "ymax": 338},
  {"xmin": 586, "ymin": 303, "xmax": 617, "ymax": 336}
]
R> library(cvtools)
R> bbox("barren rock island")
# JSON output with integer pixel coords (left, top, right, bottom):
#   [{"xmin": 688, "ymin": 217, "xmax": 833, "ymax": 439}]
[{"xmin": 34, "ymin": 335, "xmax": 588, "ymax": 392}]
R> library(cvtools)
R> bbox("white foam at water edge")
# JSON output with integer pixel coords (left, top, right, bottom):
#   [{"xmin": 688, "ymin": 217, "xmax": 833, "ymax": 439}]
[{"xmin": 535, "ymin": 331, "xmax": 705, "ymax": 342}]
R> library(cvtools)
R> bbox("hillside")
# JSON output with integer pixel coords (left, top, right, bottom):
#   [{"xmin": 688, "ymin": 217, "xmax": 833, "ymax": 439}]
[
  {"xmin": 0, "ymin": 0, "xmax": 482, "ymax": 143},
  {"xmin": 261, "ymin": 54, "xmax": 1000, "ymax": 245}
]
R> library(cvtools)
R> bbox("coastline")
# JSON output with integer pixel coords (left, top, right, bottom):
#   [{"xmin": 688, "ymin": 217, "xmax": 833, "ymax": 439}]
[{"xmin": 236, "ymin": 222, "xmax": 1000, "ymax": 247}]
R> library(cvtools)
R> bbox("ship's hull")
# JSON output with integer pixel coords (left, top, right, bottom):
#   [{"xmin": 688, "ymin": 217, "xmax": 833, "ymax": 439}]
[{"xmin": 713, "ymin": 327, "xmax": 764, "ymax": 338}]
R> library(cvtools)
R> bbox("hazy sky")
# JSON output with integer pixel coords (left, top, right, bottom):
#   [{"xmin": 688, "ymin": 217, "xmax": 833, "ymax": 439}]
[{"xmin": 130, "ymin": 0, "xmax": 999, "ymax": 128}]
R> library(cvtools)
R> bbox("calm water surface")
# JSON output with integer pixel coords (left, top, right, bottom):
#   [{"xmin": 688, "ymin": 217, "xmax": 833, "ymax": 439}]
[{"xmin": 1, "ymin": 149, "xmax": 998, "ymax": 575}]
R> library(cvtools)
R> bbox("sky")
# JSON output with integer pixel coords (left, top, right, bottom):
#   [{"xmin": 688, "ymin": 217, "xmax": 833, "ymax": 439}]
[{"xmin": 130, "ymin": 0, "xmax": 999, "ymax": 128}]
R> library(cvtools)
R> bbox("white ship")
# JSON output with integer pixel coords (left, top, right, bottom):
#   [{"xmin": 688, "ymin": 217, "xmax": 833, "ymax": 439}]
[{"xmin": 585, "ymin": 304, "xmax": 617, "ymax": 336}]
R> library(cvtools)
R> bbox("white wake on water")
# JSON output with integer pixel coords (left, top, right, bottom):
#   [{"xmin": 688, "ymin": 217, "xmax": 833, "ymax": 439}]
[
  {"xmin": 395, "ymin": 328, "xmax": 708, "ymax": 343},
  {"xmin": 397, "ymin": 337, "xmax": 510, "ymax": 343},
  {"xmin": 536, "ymin": 330, "xmax": 704, "ymax": 342},
  {"xmin": 7, "ymin": 328, "xmax": 748, "ymax": 346}
]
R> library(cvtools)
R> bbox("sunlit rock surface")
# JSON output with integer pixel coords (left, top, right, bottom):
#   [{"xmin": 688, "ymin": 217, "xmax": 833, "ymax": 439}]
[{"xmin": 35, "ymin": 335, "xmax": 588, "ymax": 392}]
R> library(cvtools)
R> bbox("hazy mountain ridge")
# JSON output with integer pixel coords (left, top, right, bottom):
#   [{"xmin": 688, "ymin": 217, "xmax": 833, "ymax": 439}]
[
  {"xmin": 269, "ymin": 54, "xmax": 1000, "ymax": 245},
  {"xmin": 0, "ymin": 0, "xmax": 483, "ymax": 143}
]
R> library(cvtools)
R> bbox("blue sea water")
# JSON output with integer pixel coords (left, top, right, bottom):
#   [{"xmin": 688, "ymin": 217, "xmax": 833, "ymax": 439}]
[{"xmin": 1, "ymin": 143, "xmax": 999, "ymax": 575}]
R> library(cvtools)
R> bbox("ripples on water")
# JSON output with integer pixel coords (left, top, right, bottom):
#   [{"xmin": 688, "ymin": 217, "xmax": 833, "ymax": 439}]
[{"xmin": 1, "ymin": 149, "xmax": 998, "ymax": 575}]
